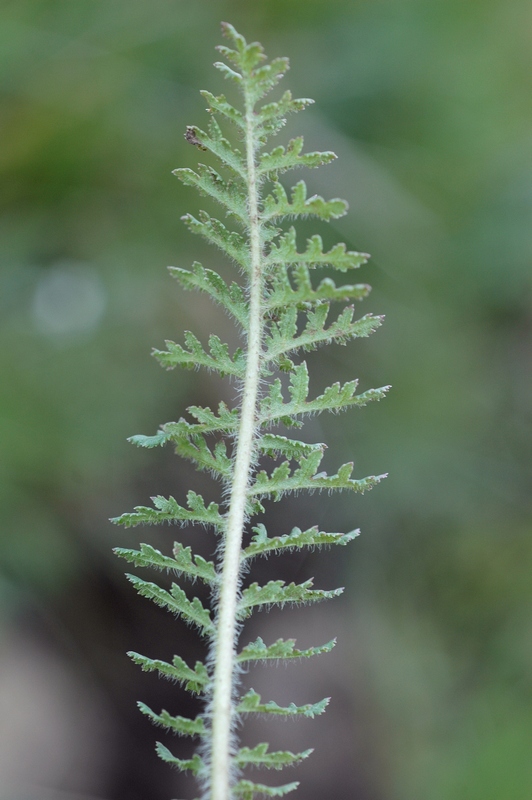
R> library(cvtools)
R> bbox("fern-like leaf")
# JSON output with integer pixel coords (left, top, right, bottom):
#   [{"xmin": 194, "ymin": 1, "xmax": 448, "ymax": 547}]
[
  {"xmin": 114, "ymin": 22, "xmax": 388, "ymax": 800},
  {"xmin": 267, "ymin": 227, "xmax": 368, "ymax": 272}
]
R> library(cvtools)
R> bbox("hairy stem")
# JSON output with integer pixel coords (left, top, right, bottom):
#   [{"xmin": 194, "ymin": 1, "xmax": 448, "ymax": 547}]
[{"xmin": 209, "ymin": 85, "xmax": 263, "ymax": 800}]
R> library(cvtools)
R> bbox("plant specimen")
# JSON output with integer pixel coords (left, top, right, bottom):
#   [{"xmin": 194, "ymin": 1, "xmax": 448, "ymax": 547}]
[{"xmin": 112, "ymin": 22, "xmax": 388, "ymax": 800}]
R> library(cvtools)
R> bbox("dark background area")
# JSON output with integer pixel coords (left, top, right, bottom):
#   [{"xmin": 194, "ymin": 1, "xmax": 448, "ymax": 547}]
[{"xmin": 1, "ymin": 1, "xmax": 531, "ymax": 799}]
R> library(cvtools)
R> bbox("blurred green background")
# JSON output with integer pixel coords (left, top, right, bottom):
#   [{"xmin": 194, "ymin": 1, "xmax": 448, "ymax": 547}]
[{"xmin": 1, "ymin": 0, "xmax": 531, "ymax": 798}]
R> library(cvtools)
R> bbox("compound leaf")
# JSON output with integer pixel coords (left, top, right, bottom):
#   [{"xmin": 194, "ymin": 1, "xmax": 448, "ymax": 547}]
[{"xmin": 119, "ymin": 22, "xmax": 388, "ymax": 800}]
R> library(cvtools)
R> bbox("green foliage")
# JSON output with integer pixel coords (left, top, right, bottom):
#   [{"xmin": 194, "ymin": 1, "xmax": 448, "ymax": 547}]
[{"xmin": 113, "ymin": 21, "xmax": 386, "ymax": 800}]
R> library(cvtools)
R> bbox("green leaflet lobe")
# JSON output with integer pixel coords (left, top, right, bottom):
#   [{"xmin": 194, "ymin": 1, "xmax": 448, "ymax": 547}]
[
  {"xmin": 125, "ymin": 574, "xmax": 214, "ymax": 636},
  {"xmin": 127, "ymin": 652, "xmax": 209, "ymax": 694},
  {"xmin": 112, "ymin": 491, "xmax": 224, "ymax": 529},
  {"xmin": 237, "ymin": 636, "xmax": 336, "ymax": 662},
  {"xmin": 237, "ymin": 689, "xmax": 330, "ymax": 718},
  {"xmin": 137, "ymin": 702, "xmax": 206, "ymax": 736},
  {"xmin": 236, "ymin": 742, "xmax": 313, "ymax": 770}
]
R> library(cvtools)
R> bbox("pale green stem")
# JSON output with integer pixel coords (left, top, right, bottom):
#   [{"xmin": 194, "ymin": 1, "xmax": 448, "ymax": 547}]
[{"xmin": 209, "ymin": 88, "xmax": 263, "ymax": 800}]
